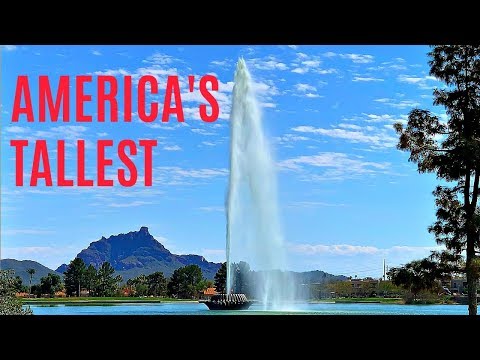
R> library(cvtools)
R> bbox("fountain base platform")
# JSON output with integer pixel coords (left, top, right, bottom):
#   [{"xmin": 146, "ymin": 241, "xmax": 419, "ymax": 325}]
[{"xmin": 200, "ymin": 293, "xmax": 253, "ymax": 310}]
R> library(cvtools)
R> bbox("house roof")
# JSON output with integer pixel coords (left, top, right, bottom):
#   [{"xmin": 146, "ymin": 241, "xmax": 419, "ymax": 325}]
[{"xmin": 204, "ymin": 287, "xmax": 217, "ymax": 295}]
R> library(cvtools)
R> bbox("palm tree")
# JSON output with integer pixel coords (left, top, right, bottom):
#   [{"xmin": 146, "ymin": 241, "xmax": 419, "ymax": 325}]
[{"xmin": 26, "ymin": 268, "xmax": 35, "ymax": 295}]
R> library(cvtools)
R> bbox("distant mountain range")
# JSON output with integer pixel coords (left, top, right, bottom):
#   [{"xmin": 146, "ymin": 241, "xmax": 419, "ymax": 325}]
[
  {"xmin": 55, "ymin": 226, "xmax": 221, "ymax": 281},
  {"xmin": 2, "ymin": 226, "xmax": 349, "ymax": 285},
  {"xmin": 0, "ymin": 259, "xmax": 62, "ymax": 285}
]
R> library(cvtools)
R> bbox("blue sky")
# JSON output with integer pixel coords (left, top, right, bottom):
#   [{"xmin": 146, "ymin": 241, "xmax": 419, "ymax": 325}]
[{"xmin": 0, "ymin": 45, "xmax": 445, "ymax": 278}]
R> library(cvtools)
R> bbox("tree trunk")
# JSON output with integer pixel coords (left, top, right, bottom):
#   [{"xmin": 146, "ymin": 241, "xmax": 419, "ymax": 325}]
[{"xmin": 466, "ymin": 233, "xmax": 477, "ymax": 316}]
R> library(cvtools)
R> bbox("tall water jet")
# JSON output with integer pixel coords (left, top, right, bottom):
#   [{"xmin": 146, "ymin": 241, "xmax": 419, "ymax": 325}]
[{"xmin": 226, "ymin": 58, "xmax": 294, "ymax": 310}]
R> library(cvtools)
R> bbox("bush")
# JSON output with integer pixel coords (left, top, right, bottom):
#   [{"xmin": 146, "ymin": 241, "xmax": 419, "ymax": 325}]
[{"xmin": 0, "ymin": 270, "xmax": 32, "ymax": 315}]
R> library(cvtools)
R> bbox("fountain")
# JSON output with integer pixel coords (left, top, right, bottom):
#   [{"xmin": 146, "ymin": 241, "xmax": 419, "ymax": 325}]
[{"xmin": 204, "ymin": 58, "xmax": 295, "ymax": 311}]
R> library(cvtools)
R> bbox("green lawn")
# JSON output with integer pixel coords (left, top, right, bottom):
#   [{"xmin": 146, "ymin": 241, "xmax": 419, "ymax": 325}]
[
  {"xmin": 312, "ymin": 297, "xmax": 404, "ymax": 304},
  {"xmin": 22, "ymin": 296, "xmax": 195, "ymax": 305}
]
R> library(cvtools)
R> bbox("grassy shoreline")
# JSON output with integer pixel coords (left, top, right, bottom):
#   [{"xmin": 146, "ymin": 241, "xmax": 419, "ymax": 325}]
[
  {"xmin": 22, "ymin": 296, "xmax": 459, "ymax": 306},
  {"xmin": 22, "ymin": 297, "xmax": 197, "ymax": 305},
  {"xmin": 310, "ymin": 298, "xmax": 404, "ymax": 304}
]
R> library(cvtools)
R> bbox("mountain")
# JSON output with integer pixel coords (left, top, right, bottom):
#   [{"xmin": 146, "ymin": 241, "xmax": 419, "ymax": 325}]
[
  {"xmin": 0, "ymin": 259, "xmax": 62, "ymax": 285},
  {"xmin": 55, "ymin": 226, "xmax": 221, "ymax": 281}
]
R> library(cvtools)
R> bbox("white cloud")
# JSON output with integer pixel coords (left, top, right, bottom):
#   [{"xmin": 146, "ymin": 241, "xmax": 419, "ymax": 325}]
[
  {"xmin": 322, "ymin": 51, "xmax": 337, "ymax": 58},
  {"xmin": 3, "ymin": 229, "xmax": 56, "ymax": 235},
  {"xmin": 302, "ymin": 60, "xmax": 321, "ymax": 67},
  {"xmin": 92, "ymin": 51, "xmax": 242, "ymax": 123},
  {"xmin": 293, "ymin": 83, "xmax": 322, "ymax": 98},
  {"xmin": 367, "ymin": 58, "xmax": 407, "ymax": 72},
  {"xmin": 292, "ymin": 125, "xmax": 397, "ymax": 148},
  {"xmin": 201, "ymin": 141, "xmax": 217, "ymax": 146},
  {"xmin": 374, "ymin": 97, "xmax": 420, "ymax": 109},
  {"xmin": 191, "ymin": 128, "xmax": 216, "ymax": 136},
  {"xmin": 290, "ymin": 53, "xmax": 336, "ymax": 75},
  {"xmin": 292, "ymin": 67, "xmax": 308, "ymax": 74},
  {"xmin": 295, "ymin": 83, "xmax": 317, "ymax": 92},
  {"xmin": 361, "ymin": 113, "xmax": 407, "ymax": 123},
  {"xmin": 93, "ymin": 68, "xmax": 130, "ymax": 76},
  {"xmin": 278, "ymin": 152, "xmax": 391, "ymax": 181},
  {"xmin": 352, "ymin": 76, "xmax": 384, "ymax": 82},
  {"xmin": 290, "ymin": 243, "xmax": 441, "ymax": 257},
  {"xmin": 96, "ymin": 132, "xmax": 108, "ymax": 137},
  {"xmin": 338, "ymin": 123, "xmax": 362, "ymax": 130},
  {"xmin": 322, "ymin": 51, "xmax": 375, "ymax": 64},
  {"xmin": 291, "ymin": 243, "xmax": 380, "ymax": 255},
  {"xmin": 163, "ymin": 145, "xmax": 182, "ymax": 151},
  {"xmin": 316, "ymin": 68, "xmax": 337, "ymax": 75},
  {"xmin": 200, "ymin": 249, "xmax": 225, "ymax": 263},
  {"xmin": 397, "ymin": 74, "xmax": 439, "ymax": 89},
  {"xmin": 210, "ymin": 59, "xmax": 231, "ymax": 69},
  {"xmin": 91, "ymin": 50, "xmax": 102, "ymax": 56},
  {"xmin": 274, "ymin": 133, "xmax": 310, "ymax": 146},
  {"xmin": 1, "ymin": 246, "xmax": 78, "ymax": 269},
  {"xmin": 287, "ymin": 45, "xmax": 298, "ymax": 50},
  {"xmin": 2, "ymin": 246, "xmax": 61, "ymax": 256},
  {"xmin": 107, "ymin": 201, "xmax": 155, "ymax": 208},
  {"xmin": 340, "ymin": 53, "xmax": 374, "ymax": 64},
  {"xmin": 249, "ymin": 57, "xmax": 288, "ymax": 71},
  {"xmin": 165, "ymin": 168, "xmax": 228, "ymax": 178},
  {"xmin": 142, "ymin": 52, "xmax": 179, "ymax": 65},
  {"xmin": 5, "ymin": 126, "xmax": 28, "ymax": 133},
  {"xmin": 1, "ymin": 45, "xmax": 17, "ymax": 51},
  {"xmin": 29, "ymin": 125, "xmax": 89, "ymax": 143}
]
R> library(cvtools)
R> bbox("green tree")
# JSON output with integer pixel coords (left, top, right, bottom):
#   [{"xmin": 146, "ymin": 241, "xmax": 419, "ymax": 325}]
[
  {"xmin": 64, "ymin": 258, "xmax": 86, "ymax": 297},
  {"xmin": 377, "ymin": 281, "xmax": 403, "ymax": 298},
  {"xmin": 127, "ymin": 275, "xmax": 148, "ymax": 296},
  {"xmin": 0, "ymin": 270, "xmax": 32, "ymax": 315},
  {"xmin": 360, "ymin": 280, "xmax": 377, "ymax": 297},
  {"xmin": 394, "ymin": 45, "xmax": 480, "ymax": 315},
  {"xmin": 214, "ymin": 262, "xmax": 227, "ymax": 293},
  {"xmin": 328, "ymin": 281, "xmax": 353, "ymax": 297},
  {"xmin": 83, "ymin": 264, "xmax": 97, "ymax": 295},
  {"xmin": 30, "ymin": 284, "xmax": 42, "ymax": 298},
  {"xmin": 40, "ymin": 273, "xmax": 63, "ymax": 297},
  {"xmin": 180, "ymin": 265, "xmax": 204, "ymax": 299},
  {"xmin": 94, "ymin": 262, "xmax": 122, "ymax": 297},
  {"xmin": 387, "ymin": 258, "xmax": 447, "ymax": 301},
  {"xmin": 167, "ymin": 268, "xmax": 182, "ymax": 298},
  {"xmin": 14, "ymin": 276, "xmax": 25, "ymax": 293},
  {"xmin": 167, "ymin": 265, "xmax": 204, "ymax": 299},
  {"xmin": 146, "ymin": 272, "xmax": 167, "ymax": 297},
  {"xmin": 26, "ymin": 268, "xmax": 35, "ymax": 295},
  {"xmin": 203, "ymin": 279, "xmax": 214, "ymax": 289}
]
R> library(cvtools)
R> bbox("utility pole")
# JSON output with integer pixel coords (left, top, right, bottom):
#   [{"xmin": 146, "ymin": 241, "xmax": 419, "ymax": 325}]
[{"xmin": 383, "ymin": 259, "xmax": 386, "ymax": 281}]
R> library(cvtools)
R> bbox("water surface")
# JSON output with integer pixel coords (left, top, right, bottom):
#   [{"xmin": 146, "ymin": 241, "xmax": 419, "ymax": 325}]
[{"xmin": 28, "ymin": 302, "xmax": 470, "ymax": 315}]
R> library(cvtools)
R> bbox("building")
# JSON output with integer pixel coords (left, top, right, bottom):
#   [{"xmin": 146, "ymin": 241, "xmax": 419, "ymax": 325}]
[
  {"xmin": 350, "ymin": 277, "xmax": 379, "ymax": 290},
  {"xmin": 199, "ymin": 287, "xmax": 217, "ymax": 300},
  {"xmin": 450, "ymin": 278, "xmax": 467, "ymax": 294},
  {"xmin": 55, "ymin": 291, "xmax": 66, "ymax": 298}
]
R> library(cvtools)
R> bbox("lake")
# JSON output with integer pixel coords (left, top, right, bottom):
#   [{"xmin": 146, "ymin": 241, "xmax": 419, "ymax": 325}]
[{"xmin": 27, "ymin": 302, "xmax": 471, "ymax": 315}]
